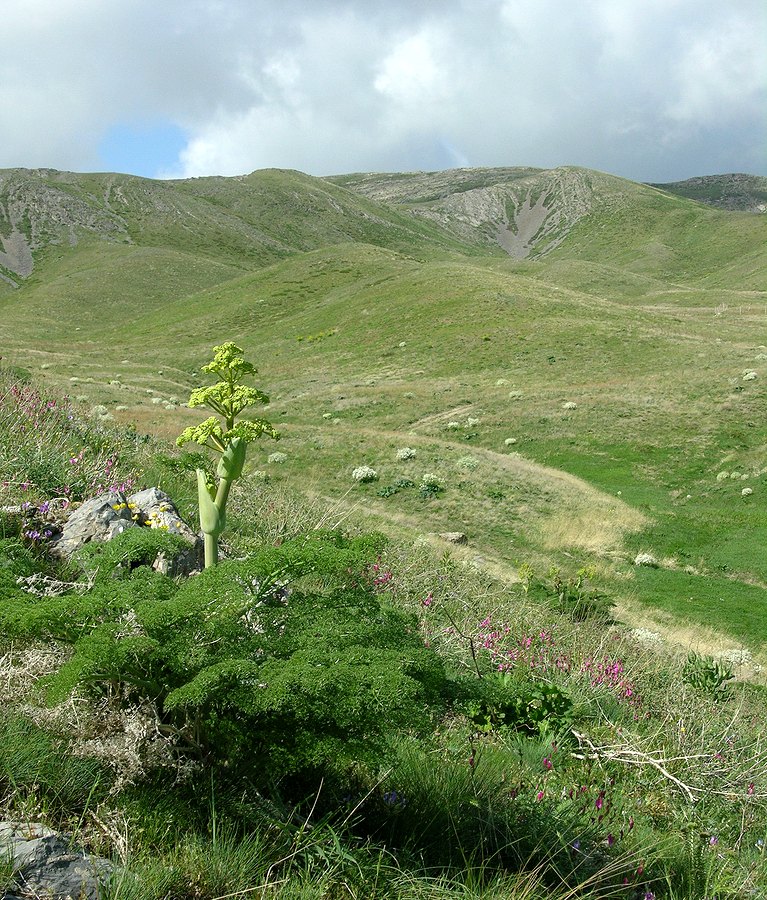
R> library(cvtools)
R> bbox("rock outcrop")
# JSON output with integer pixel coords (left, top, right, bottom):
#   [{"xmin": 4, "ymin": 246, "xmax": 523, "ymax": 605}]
[
  {"xmin": 49, "ymin": 487, "xmax": 202, "ymax": 575},
  {"xmin": 0, "ymin": 822, "xmax": 114, "ymax": 900}
]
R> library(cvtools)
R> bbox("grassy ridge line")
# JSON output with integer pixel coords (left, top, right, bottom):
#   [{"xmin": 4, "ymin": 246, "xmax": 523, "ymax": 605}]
[{"xmin": 0, "ymin": 166, "xmax": 480, "ymax": 285}]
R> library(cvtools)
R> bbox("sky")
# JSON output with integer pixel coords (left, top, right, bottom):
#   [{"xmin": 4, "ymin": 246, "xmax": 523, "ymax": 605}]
[{"xmin": 1, "ymin": 0, "xmax": 765, "ymax": 184}]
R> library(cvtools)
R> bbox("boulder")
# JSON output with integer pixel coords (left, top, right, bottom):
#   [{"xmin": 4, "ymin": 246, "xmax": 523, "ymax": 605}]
[
  {"xmin": 48, "ymin": 488, "xmax": 203, "ymax": 576},
  {"xmin": 439, "ymin": 532, "xmax": 468, "ymax": 545},
  {"xmin": 0, "ymin": 821, "xmax": 115, "ymax": 900},
  {"xmin": 48, "ymin": 492, "xmax": 133, "ymax": 559}
]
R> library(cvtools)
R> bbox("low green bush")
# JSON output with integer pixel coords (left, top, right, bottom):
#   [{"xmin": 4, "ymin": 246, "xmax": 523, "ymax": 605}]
[
  {"xmin": 6, "ymin": 528, "xmax": 450, "ymax": 791},
  {"xmin": 74, "ymin": 527, "xmax": 192, "ymax": 582},
  {"xmin": 521, "ymin": 565, "xmax": 613, "ymax": 623},
  {"xmin": 681, "ymin": 651, "xmax": 734, "ymax": 698}
]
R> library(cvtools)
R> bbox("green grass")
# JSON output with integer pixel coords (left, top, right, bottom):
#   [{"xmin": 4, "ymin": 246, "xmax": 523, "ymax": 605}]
[
  {"xmin": 3, "ymin": 362, "xmax": 767, "ymax": 899},
  {"xmin": 1, "ymin": 163, "xmax": 766, "ymax": 656}
]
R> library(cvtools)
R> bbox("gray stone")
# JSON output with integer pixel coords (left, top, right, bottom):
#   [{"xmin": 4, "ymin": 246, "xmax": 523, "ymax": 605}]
[
  {"xmin": 48, "ymin": 492, "xmax": 134, "ymax": 559},
  {"xmin": 127, "ymin": 488, "xmax": 203, "ymax": 576},
  {"xmin": 47, "ymin": 488, "xmax": 203, "ymax": 577},
  {"xmin": 126, "ymin": 487, "xmax": 196, "ymax": 540},
  {"xmin": 0, "ymin": 821, "xmax": 115, "ymax": 900}
]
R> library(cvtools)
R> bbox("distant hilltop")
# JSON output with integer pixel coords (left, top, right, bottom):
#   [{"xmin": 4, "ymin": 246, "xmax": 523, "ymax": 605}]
[
  {"xmin": 648, "ymin": 173, "xmax": 767, "ymax": 213},
  {"xmin": 0, "ymin": 164, "xmax": 764, "ymax": 288}
]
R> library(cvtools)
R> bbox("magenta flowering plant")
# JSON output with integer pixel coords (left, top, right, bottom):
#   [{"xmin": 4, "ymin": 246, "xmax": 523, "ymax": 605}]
[
  {"xmin": 0, "ymin": 372, "xmax": 138, "ymax": 504},
  {"xmin": 177, "ymin": 343, "xmax": 279, "ymax": 567}
]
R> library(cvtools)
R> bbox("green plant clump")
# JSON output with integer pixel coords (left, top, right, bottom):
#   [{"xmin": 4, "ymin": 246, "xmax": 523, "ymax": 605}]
[
  {"xmin": 465, "ymin": 671, "xmax": 574, "ymax": 735},
  {"xmin": 681, "ymin": 651, "xmax": 735, "ymax": 698}
]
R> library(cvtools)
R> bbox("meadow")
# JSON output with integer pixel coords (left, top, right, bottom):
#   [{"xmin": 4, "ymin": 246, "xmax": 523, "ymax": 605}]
[
  {"xmin": 0, "ymin": 163, "xmax": 766, "ymax": 896},
  {"xmin": 1, "ymin": 361, "xmax": 767, "ymax": 899}
]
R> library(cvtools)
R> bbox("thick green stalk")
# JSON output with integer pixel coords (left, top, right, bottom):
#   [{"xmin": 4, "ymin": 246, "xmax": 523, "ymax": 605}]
[{"xmin": 204, "ymin": 532, "xmax": 219, "ymax": 567}]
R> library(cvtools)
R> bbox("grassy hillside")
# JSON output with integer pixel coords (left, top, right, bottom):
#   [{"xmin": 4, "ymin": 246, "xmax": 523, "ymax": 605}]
[
  {"xmin": 2, "ymin": 361, "xmax": 767, "ymax": 899},
  {"xmin": 1, "ymin": 164, "xmax": 766, "ymax": 659},
  {"xmin": 0, "ymin": 167, "xmax": 474, "ymax": 286},
  {"xmin": 649, "ymin": 173, "xmax": 767, "ymax": 213}
]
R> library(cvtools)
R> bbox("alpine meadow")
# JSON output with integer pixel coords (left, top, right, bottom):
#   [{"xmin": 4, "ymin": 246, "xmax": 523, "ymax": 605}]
[{"xmin": 1, "ymin": 163, "xmax": 767, "ymax": 899}]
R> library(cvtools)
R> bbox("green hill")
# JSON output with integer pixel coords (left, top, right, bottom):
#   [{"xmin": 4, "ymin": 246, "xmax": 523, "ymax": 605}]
[
  {"xmin": 649, "ymin": 173, "xmax": 767, "ymax": 213},
  {"xmin": 1, "ymin": 163, "xmax": 766, "ymax": 655}
]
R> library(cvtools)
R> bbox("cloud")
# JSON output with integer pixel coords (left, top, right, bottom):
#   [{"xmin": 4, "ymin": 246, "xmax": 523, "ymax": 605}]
[{"xmin": 0, "ymin": 0, "xmax": 764, "ymax": 182}]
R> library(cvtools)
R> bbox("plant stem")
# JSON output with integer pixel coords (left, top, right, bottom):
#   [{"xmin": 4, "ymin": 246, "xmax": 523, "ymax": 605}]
[{"xmin": 204, "ymin": 532, "xmax": 218, "ymax": 567}]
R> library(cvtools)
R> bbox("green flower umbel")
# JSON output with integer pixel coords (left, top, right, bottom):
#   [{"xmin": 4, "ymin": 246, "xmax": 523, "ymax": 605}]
[{"xmin": 177, "ymin": 342, "xmax": 279, "ymax": 567}]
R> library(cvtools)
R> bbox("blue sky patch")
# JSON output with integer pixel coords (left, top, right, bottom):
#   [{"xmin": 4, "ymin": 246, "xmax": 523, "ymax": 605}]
[{"xmin": 98, "ymin": 122, "xmax": 187, "ymax": 179}]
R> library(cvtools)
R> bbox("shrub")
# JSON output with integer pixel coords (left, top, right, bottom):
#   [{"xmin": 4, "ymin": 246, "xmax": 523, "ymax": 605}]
[
  {"xmin": 633, "ymin": 551, "xmax": 658, "ymax": 568},
  {"xmin": 15, "ymin": 530, "xmax": 449, "ymax": 788},
  {"xmin": 74, "ymin": 527, "xmax": 191, "ymax": 582},
  {"xmin": 396, "ymin": 447, "xmax": 417, "ymax": 460},
  {"xmin": 419, "ymin": 473, "xmax": 443, "ymax": 499},
  {"xmin": 682, "ymin": 652, "xmax": 734, "ymax": 698},
  {"xmin": 465, "ymin": 672, "xmax": 574, "ymax": 735},
  {"xmin": 521, "ymin": 566, "xmax": 612, "ymax": 623},
  {"xmin": 377, "ymin": 478, "xmax": 415, "ymax": 498},
  {"xmin": 549, "ymin": 568, "xmax": 612, "ymax": 622}
]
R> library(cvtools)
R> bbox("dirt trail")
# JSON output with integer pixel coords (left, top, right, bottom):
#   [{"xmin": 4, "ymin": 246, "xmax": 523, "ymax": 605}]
[{"xmin": 311, "ymin": 481, "xmax": 765, "ymax": 676}]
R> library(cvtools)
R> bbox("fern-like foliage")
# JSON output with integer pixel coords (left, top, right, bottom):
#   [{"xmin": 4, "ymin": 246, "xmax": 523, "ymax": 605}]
[{"xmin": 3, "ymin": 528, "xmax": 449, "ymax": 783}]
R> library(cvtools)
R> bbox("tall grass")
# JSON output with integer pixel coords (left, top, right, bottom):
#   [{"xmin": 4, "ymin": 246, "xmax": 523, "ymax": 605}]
[{"xmin": 0, "ymin": 373, "xmax": 140, "ymax": 504}]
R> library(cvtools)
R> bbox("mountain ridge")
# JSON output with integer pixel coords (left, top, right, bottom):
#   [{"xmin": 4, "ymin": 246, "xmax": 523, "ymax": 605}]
[
  {"xmin": 648, "ymin": 172, "xmax": 767, "ymax": 213},
  {"xmin": 2, "ymin": 165, "xmax": 764, "ymax": 289}
]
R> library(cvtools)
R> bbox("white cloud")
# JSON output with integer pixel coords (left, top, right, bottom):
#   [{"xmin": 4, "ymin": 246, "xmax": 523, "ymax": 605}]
[
  {"xmin": 0, "ymin": 0, "xmax": 764, "ymax": 182},
  {"xmin": 666, "ymin": 15, "xmax": 767, "ymax": 126}
]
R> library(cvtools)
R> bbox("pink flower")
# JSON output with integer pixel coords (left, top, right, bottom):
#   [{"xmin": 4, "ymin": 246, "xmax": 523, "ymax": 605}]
[{"xmin": 535, "ymin": 790, "xmax": 544, "ymax": 802}]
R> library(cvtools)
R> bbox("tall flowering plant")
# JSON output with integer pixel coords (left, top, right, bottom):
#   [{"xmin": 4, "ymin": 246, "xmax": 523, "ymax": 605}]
[{"xmin": 177, "ymin": 343, "xmax": 279, "ymax": 567}]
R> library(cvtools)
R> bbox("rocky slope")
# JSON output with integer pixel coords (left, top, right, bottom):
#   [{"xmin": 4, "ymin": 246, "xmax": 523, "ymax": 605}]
[
  {"xmin": 329, "ymin": 166, "xmax": 621, "ymax": 259},
  {"xmin": 649, "ymin": 173, "xmax": 767, "ymax": 212}
]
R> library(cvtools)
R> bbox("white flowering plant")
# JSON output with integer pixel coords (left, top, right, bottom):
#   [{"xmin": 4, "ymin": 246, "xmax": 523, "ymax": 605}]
[
  {"xmin": 352, "ymin": 465, "xmax": 379, "ymax": 483},
  {"xmin": 419, "ymin": 472, "xmax": 443, "ymax": 498}
]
